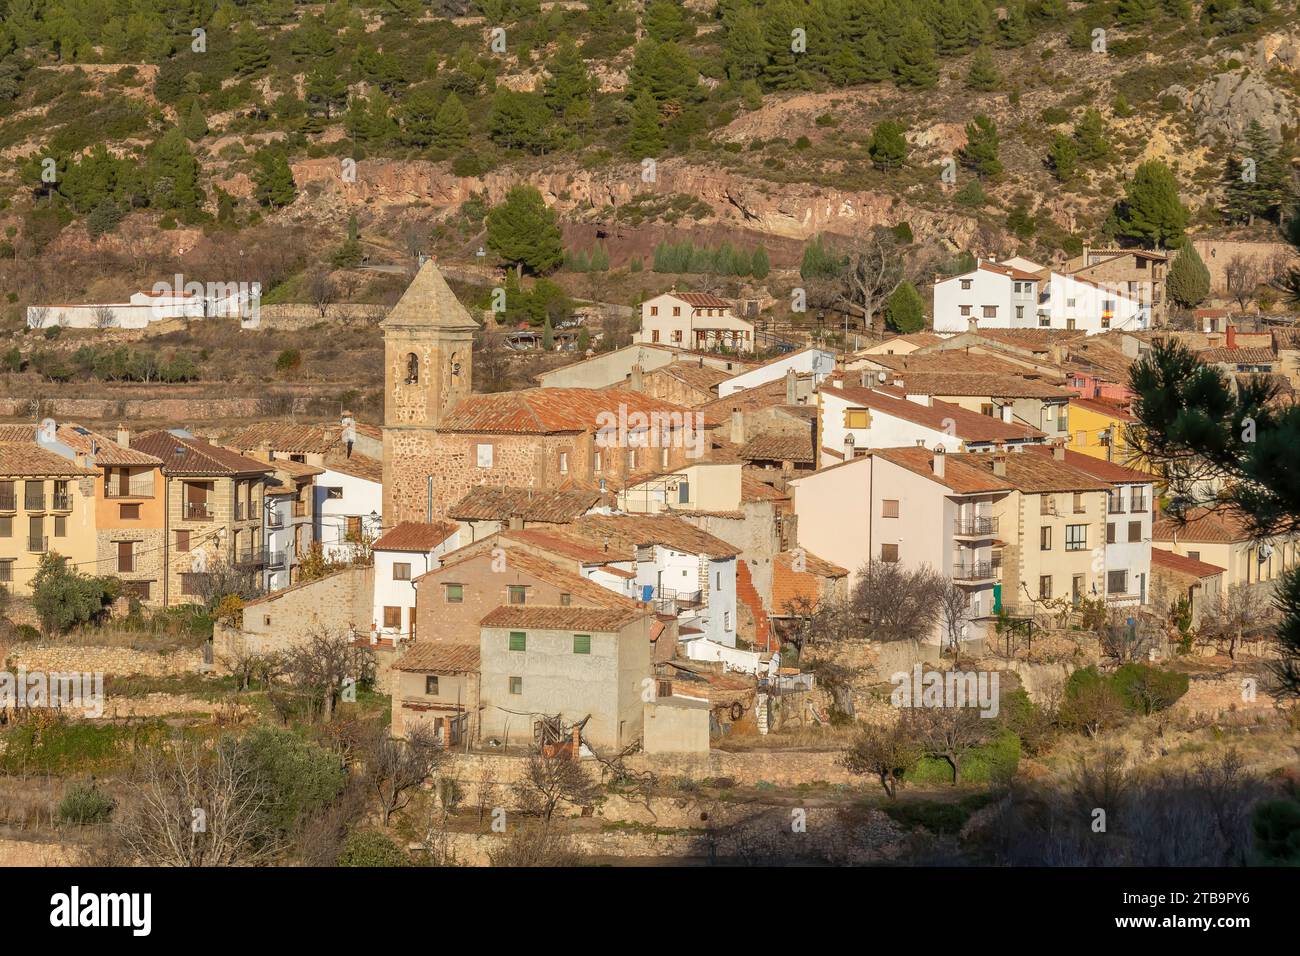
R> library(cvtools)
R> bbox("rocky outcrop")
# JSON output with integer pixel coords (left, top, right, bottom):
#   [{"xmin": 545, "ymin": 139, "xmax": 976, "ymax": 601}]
[{"xmin": 1164, "ymin": 69, "xmax": 1299, "ymax": 142}]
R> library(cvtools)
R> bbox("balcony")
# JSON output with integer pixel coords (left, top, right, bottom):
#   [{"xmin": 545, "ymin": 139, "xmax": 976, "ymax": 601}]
[
  {"xmin": 24, "ymin": 493, "xmax": 45, "ymax": 511},
  {"xmin": 1107, "ymin": 496, "xmax": 1126, "ymax": 514},
  {"xmin": 953, "ymin": 561, "xmax": 997, "ymax": 583},
  {"xmin": 0, "ymin": 491, "xmax": 14, "ymax": 511},
  {"xmin": 105, "ymin": 476, "xmax": 154, "ymax": 498},
  {"xmin": 954, "ymin": 516, "xmax": 999, "ymax": 538},
  {"xmin": 184, "ymin": 501, "xmax": 213, "ymax": 521},
  {"xmin": 233, "ymin": 546, "xmax": 267, "ymax": 567},
  {"xmin": 51, "ymin": 492, "xmax": 71, "ymax": 511},
  {"xmin": 267, "ymin": 512, "xmax": 284, "ymax": 529},
  {"xmin": 266, "ymin": 550, "xmax": 286, "ymax": 570},
  {"xmin": 27, "ymin": 535, "xmax": 48, "ymax": 554}
]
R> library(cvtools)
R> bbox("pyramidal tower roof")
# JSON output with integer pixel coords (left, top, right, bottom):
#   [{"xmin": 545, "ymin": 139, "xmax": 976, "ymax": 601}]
[{"xmin": 381, "ymin": 258, "xmax": 480, "ymax": 331}]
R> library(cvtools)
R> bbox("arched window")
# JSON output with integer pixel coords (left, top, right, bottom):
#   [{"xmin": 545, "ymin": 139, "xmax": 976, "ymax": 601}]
[{"xmin": 404, "ymin": 352, "xmax": 419, "ymax": 385}]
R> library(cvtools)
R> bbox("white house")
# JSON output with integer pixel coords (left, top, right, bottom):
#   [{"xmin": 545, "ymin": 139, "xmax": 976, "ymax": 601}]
[
  {"xmin": 371, "ymin": 521, "xmax": 462, "ymax": 642},
  {"xmin": 1037, "ymin": 272, "xmax": 1147, "ymax": 333},
  {"xmin": 26, "ymin": 284, "xmax": 261, "ymax": 330},
  {"xmin": 314, "ymin": 454, "xmax": 384, "ymax": 562},
  {"xmin": 817, "ymin": 381, "xmax": 1045, "ymax": 466},
  {"xmin": 636, "ymin": 290, "xmax": 755, "ymax": 353},
  {"xmin": 933, "ymin": 262, "xmax": 1041, "ymax": 333},
  {"xmin": 717, "ymin": 347, "xmax": 836, "ymax": 397},
  {"xmin": 262, "ymin": 459, "xmax": 322, "ymax": 593}
]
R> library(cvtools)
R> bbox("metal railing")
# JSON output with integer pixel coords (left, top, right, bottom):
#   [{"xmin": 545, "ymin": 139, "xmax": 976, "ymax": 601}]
[
  {"xmin": 0, "ymin": 491, "xmax": 14, "ymax": 511},
  {"xmin": 266, "ymin": 550, "xmax": 286, "ymax": 569},
  {"xmin": 954, "ymin": 516, "xmax": 998, "ymax": 536},
  {"xmin": 233, "ymin": 547, "xmax": 266, "ymax": 566},
  {"xmin": 27, "ymin": 535, "xmax": 48, "ymax": 553},
  {"xmin": 106, "ymin": 476, "xmax": 154, "ymax": 497},
  {"xmin": 1107, "ymin": 496, "xmax": 1125, "ymax": 514},
  {"xmin": 953, "ymin": 561, "xmax": 996, "ymax": 581},
  {"xmin": 267, "ymin": 512, "xmax": 284, "ymax": 529},
  {"xmin": 24, "ymin": 492, "xmax": 45, "ymax": 511},
  {"xmin": 51, "ymin": 492, "xmax": 71, "ymax": 511},
  {"xmin": 185, "ymin": 501, "xmax": 213, "ymax": 521}
]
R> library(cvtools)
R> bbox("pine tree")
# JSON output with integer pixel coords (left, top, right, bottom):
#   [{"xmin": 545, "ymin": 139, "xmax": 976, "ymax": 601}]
[
  {"xmin": 252, "ymin": 149, "xmax": 296, "ymax": 209},
  {"xmin": 884, "ymin": 280, "xmax": 926, "ymax": 333},
  {"xmin": 751, "ymin": 245, "xmax": 770, "ymax": 279},
  {"xmin": 1073, "ymin": 108, "xmax": 1111, "ymax": 163},
  {"xmin": 232, "ymin": 22, "xmax": 270, "ymax": 76},
  {"xmin": 626, "ymin": 89, "xmax": 665, "ymax": 158},
  {"xmin": 761, "ymin": 0, "xmax": 806, "ymax": 91},
  {"xmin": 1166, "ymin": 243, "xmax": 1211, "ymax": 307},
  {"xmin": 541, "ymin": 36, "xmax": 593, "ymax": 116},
  {"xmin": 1223, "ymin": 120, "xmax": 1289, "ymax": 226},
  {"xmin": 1117, "ymin": 0, "xmax": 1159, "ymax": 26},
  {"xmin": 486, "ymin": 184, "xmax": 564, "ymax": 275},
  {"xmin": 645, "ymin": 0, "xmax": 695, "ymax": 42},
  {"xmin": 966, "ymin": 48, "xmax": 1000, "ymax": 91},
  {"xmin": 894, "ymin": 19, "xmax": 938, "ymax": 89},
  {"xmin": 869, "ymin": 120, "xmax": 908, "ymax": 171},
  {"xmin": 960, "ymin": 114, "xmax": 1002, "ymax": 178},
  {"xmin": 722, "ymin": 4, "xmax": 766, "ymax": 82},
  {"xmin": 305, "ymin": 65, "xmax": 347, "ymax": 119},
  {"xmin": 183, "ymin": 100, "xmax": 208, "ymax": 141},
  {"xmin": 431, "ymin": 93, "xmax": 470, "ymax": 150},
  {"xmin": 1048, "ymin": 133, "xmax": 1079, "ymax": 182},
  {"xmin": 1115, "ymin": 160, "xmax": 1189, "ymax": 248},
  {"xmin": 997, "ymin": 1, "xmax": 1032, "ymax": 47},
  {"xmin": 149, "ymin": 129, "xmax": 204, "ymax": 211}
]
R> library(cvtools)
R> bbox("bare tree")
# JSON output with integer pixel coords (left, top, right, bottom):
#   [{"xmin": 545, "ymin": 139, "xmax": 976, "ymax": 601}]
[
  {"xmin": 115, "ymin": 739, "xmax": 277, "ymax": 866},
  {"xmin": 937, "ymin": 580, "xmax": 972, "ymax": 654},
  {"xmin": 28, "ymin": 305, "xmax": 49, "ymax": 330},
  {"xmin": 514, "ymin": 750, "xmax": 599, "ymax": 821},
  {"xmin": 305, "ymin": 270, "xmax": 336, "ymax": 318},
  {"xmin": 915, "ymin": 705, "xmax": 994, "ymax": 785},
  {"xmin": 841, "ymin": 715, "xmax": 924, "ymax": 798},
  {"xmin": 281, "ymin": 628, "xmax": 376, "ymax": 721},
  {"xmin": 1199, "ymin": 583, "xmax": 1274, "ymax": 660},
  {"xmin": 487, "ymin": 819, "xmax": 581, "ymax": 866},
  {"xmin": 834, "ymin": 227, "xmax": 905, "ymax": 334},
  {"xmin": 351, "ymin": 720, "xmax": 445, "ymax": 827},
  {"xmin": 1224, "ymin": 255, "xmax": 1262, "ymax": 313},
  {"xmin": 850, "ymin": 560, "xmax": 945, "ymax": 643},
  {"xmin": 93, "ymin": 305, "xmax": 116, "ymax": 329}
]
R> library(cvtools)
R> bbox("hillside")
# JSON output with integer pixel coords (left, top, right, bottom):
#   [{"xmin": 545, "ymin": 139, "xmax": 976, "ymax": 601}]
[{"xmin": 0, "ymin": 0, "xmax": 1298, "ymax": 326}]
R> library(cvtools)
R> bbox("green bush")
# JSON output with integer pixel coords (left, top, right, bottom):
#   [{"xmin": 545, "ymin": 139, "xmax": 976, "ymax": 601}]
[
  {"xmin": 275, "ymin": 349, "xmax": 302, "ymax": 372},
  {"xmin": 58, "ymin": 780, "xmax": 116, "ymax": 825},
  {"xmin": 880, "ymin": 792, "xmax": 998, "ymax": 834},
  {"xmin": 1252, "ymin": 799, "xmax": 1300, "ymax": 865},
  {"xmin": 234, "ymin": 726, "xmax": 346, "ymax": 837},
  {"xmin": 907, "ymin": 731, "xmax": 1021, "ymax": 786},
  {"xmin": 337, "ymin": 828, "xmax": 409, "ymax": 867},
  {"xmin": 1111, "ymin": 664, "xmax": 1189, "ymax": 715}
]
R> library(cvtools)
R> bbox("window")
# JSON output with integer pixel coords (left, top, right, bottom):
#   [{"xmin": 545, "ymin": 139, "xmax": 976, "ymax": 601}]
[
  {"xmin": 650, "ymin": 306, "xmax": 659, "ymax": 316},
  {"xmin": 1016, "ymin": 306, "xmax": 1024, "ymax": 319},
  {"xmin": 425, "ymin": 676, "xmax": 440, "ymax": 695},
  {"xmin": 115, "ymin": 503, "xmax": 136, "ymax": 521},
  {"xmin": 121, "ymin": 580, "xmax": 150, "ymax": 600},
  {"xmin": 1107, "ymin": 523, "xmax": 1116, "ymax": 544},
  {"xmin": 1040, "ymin": 495, "xmax": 1054, "ymax": 515},
  {"xmin": 263, "ymin": 615, "xmax": 271, "ymax": 627},
  {"xmin": 672, "ymin": 306, "xmax": 681, "ymax": 317},
  {"xmin": 960, "ymin": 279, "xmax": 972, "ymax": 290},
  {"xmin": 383, "ymin": 606, "xmax": 402, "ymax": 628},
  {"xmin": 176, "ymin": 530, "xmax": 191, "ymax": 552},
  {"xmin": 1108, "ymin": 570, "xmax": 1128, "ymax": 595},
  {"xmin": 1066, "ymin": 297, "xmax": 1077, "ymax": 308},
  {"xmin": 509, "ymin": 631, "xmax": 527, "ymax": 652},
  {"xmin": 1039, "ymin": 575, "xmax": 1052, "ymax": 599},
  {"xmin": 1188, "ymin": 550, "xmax": 1200, "ymax": 562},
  {"xmin": 1072, "ymin": 492, "xmax": 1085, "ymax": 514},
  {"xmin": 1075, "ymin": 430, "xmax": 1086, "ymax": 446},
  {"xmin": 476, "ymin": 443, "xmax": 494, "ymax": 468},
  {"xmin": 724, "ymin": 611, "xmax": 731, "ymax": 630},
  {"xmin": 346, "ymin": 516, "xmax": 362, "ymax": 540},
  {"xmin": 880, "ymin": 543, "xmax": 899, "ymax": 562},
  {"xmin": 1040, "ymin": 526, "xmax": 1051, "ymax": 550},
  {"xmin": 559, "ymin": 452, "xmax": 568, "ymax": 474},
  {"xmin": 0, "ymin": 516, "xmax": 10, "ymax": 537},
  {"xmin": 671, "ymin": 330, "xmax": 682, "ymax": 343},
  {"xmin": 651, "ymin": 330, "xmax": 660, "ymax": 343},
  {"xmin": 326, "ymin": 487, "xmax": 343, "ymax": 500},
  {"xmin": 0, "ymin": 559, "xmax": 12, "ymax": 583},
  {"xmin": 1039, "ymin": 315, "xmax": 1050, "ymax": 327},
  {"xmin": 1065, "ymin": 524, "xmax": 1087, "ymax": 551},
  {"xmin": 404, "ymin": 352, "xmax": 419, "ymax": 385},
  {"xmin": 509, "ymin": 677, "xmax": 523, "ymax": 695},
  {"xmin": 508, "ymin": 586, "xmax": 526, "ymax": 605},
  {"xmin": 560, "ymin": 592, "xmax": 572, "ymax": 606},
  {"xmin": 117, "ymin": 540, "xmax": 135, "ymax": 573},
  {"xmin": 881, "ymin": 499, "xmax": 899, "ymax": 518},
  {"xmin": 573, "ymin": 634, "xmax": 591, "ymax": 655},
  {"xmin": 845, "ymin": 409, "xmax": 870, "ymax": 429},
  {"xmin": 661, "ymin": 447, "xmax": 670, "ymax": 469},
  {"xmin": 445, "ymin": 583, "xmax": 464, "ymax": 603},
  {"xmin": 1128, "ymin": 521, "xmax": 1142, "ymax": 543},
  {"xmin": 982, "ymin": 305, "xmax": 997, "ymax": 318},
  {"xmin": 393, "ymin": 562, "xmax": 411, "ymax": 581},
  {"xmin": 594, "ymin": 451, "xmax": 602, "ymax": 473},
  {"xmin": 54, "ymin": 515, "xmax": 66, "ymax": 537},
  {"xmin": 981, "ymin": 403, "xmax": 995, "ymax": 417},
  {"xmin": 960, "ymin": 305, "xmax": 971, "ymax": 317}
]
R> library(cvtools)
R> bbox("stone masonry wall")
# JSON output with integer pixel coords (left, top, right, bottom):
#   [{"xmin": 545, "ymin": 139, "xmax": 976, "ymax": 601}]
[{"xmin": 3, "ymin": 642, "xmax": 204, "ymax": 676}]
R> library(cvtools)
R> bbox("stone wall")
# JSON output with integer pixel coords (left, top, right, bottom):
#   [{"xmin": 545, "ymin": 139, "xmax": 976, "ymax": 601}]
[
  {"xmin": 223, "ymin": 564, "xmax": 374, "ymax": 660},
  {"xmin": 2, "ymin": 642, "xmax": 204, "ymax": 676}
]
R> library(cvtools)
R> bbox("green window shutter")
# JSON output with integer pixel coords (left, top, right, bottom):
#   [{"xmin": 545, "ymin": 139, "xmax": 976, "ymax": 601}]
[
  {"xmin": 573, "ymin": 634, "xmax": 591, "ymax": 654},
  {"xmin": 508, "ymin": 631, "xmax": 526, "ymax": 652}
]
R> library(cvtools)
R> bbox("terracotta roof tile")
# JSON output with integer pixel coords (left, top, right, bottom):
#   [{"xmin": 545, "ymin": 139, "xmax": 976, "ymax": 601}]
[
  {"xmin": 0, "ymin": 442, "xmax": 98, "ymax": 477},
  {"xmin": 373, "ymin": 520, "xmax": 459, "ymax": 552},
  {"xmin": 565, "ymin": 513, "xmax": 741, "ymax": 559},
  {"xmin": 0, "ymin": 424, "xmax": 161, "ymax": 467},
  {"xmin": 1024, "ymin": 445, "xmax": 1151, "ymax": 483},
  {"xmin": 480, "ymin": 605, "xmax": 648, "ymax": 631},
  {"xmin": 132, "ymin": 432, "xmax": 272, "ymax": 476},
  {"xmin": 670, "ymin": 291, "xmax": 733, "ymax": 309},
  {"xmin": 1150, "ymin": 547, "xmax": 1226, "ymax": 579},
  {"xmin": 1198, "ymin": 347, "xmax": 1277, "ymax": 364},
  {"xmin": 1152, "ymin": 506, "xmax": 1255, "ymax": 545},
  {"xmin": 874, "ymin": 446, "xmax": 1014, "ymax": 494},
  {"xmin": 223, "ymin": 423, "xmax": 345, "ymax": 455},
  {"xmin": 321, "ymin": 451, "xmax": 383, "ymax": 483},
  {"xmin": 886, "ymin": 371, "xmax": 1071, "ymax": 399},
  {"xmin": 738, "ymin": 433, "xmax": 815, "ymax": 463},
  {"xmin": 650, "ymin": 361, "xmax": 733, "ymax": 392},
  {"xmin": 741, "ymin": 473, "xmax": 790, "ymax": 502},
  {"xmin": 422, "ymin": 545, "xmax": 642, "ymax": 610},
  {"xmin": 822, "ymin": 384, "xmax": 1046, "ymax": 442},
  {"xmin": 394, "ymin": 643, "xmax": 480, "ymax": 673},
  {"xmin": 439, "ymin": 387, "xmax": 699, "ymax": 434},
  {"xmin": 448, "ymin": 487, "xmax": 602, "ymax": 523},
  {"xmin": 950, "ymin": 450, "xmax": 1112, "ymax": 494},
  {"xmin": 1069, "ymin": 397, "xmax": 1136, "ymax": 422}
]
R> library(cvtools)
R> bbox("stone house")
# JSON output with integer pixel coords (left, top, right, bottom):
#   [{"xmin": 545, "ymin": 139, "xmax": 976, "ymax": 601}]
[
  {"xmin": 1065, "ymin": 247, "xmax": 1168, "ymax": 324},
  {"xmin": 390, "ymin": 642, "xmax": 481, "ymax": 744},
  {"xmin": 131, "ymin": 430, "xmax": 272, "ymax": 606}
]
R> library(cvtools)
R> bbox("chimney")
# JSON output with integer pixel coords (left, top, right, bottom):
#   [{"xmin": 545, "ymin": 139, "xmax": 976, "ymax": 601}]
[
  {"xmin": 508, "ymin": 511, "xmax": 524, "ymax": 531},
  {"xmin": 1052, "ymin": 440, "xmax": 1065, "ymax": 462},
  {"xmin": 730, "ymin": 409, "xmax": 745, "ymax": 446},
  {"xmin": 1001, "ymin": 405, "xmax": 1013, "ymax": 423},
  {"xmin": 967, "ymin": 317, "xmax": 978, "ymax": 333},
  {"xmin": 991, "ymin": 454, "xmax": 1007, "ymax": 477},
  {"xmin": 629, "ymin": 363, "xmax": 644, "ymax": 392},
  {"xmin": 932, "ymin": 448, "xmax": 946, "ymax": 478},
  {"xmin": 785, "ymin": 367, "xmax": 797, "ymax": 405},
  {"xmin": 1226, "ymin": 325, "xmax": 1237, "ymax": 350},
  {"xmin": 116, "ymin": 424, "xmax": 130, "ymax": 448}
]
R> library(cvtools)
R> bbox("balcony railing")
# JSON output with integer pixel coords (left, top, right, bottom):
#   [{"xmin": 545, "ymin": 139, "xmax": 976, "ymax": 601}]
[
  {"xmin": 954, "ymin": 516, "xmax": 999, "ymax": 537},
  {"xmin": 268, "ymin": 512, "xmax": 284, "ymax": 529},
  {"xmin": 27, "ymin": 535, "xmax": 48, "ymax": 553},
  {"xmin": 233, "ymin": 547, "xmax": 267, "ymax": 566},
  {"xmin": 266, "ymin": 550, "xmax": 286, "ymax": 569},
  {"xmin": 1130, "ymin": 496, "xmax": 1149, "ymax": 513},
  {"xmin": 953, "ymin": 561, "xmax": 996, "ymax": 581},
  {"xmin": 24, "ymin": 493, "xmax": 45, "ymax": 511},
  {"xmin": 0, "ymin": 491, "xmax": 14, "ymax": 511},
  {"xmin": 105, "ymin": 476, "xmax": 154, "ymax": 498},
  {"xmin": 51, "ymin": 493, "xmax": 71, "ymax": 511},
  {"xmin": 185, "ymin": 501, "xmax": 213, "ymax": 521},
  {"xmin": 1107, "ymin": 496, "xmax": 1126, "ymax": 514}
]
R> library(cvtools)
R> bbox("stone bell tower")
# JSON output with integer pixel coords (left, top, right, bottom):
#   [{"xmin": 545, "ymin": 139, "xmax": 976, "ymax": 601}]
[{"xmin": 381, "ymin": 259, "xmax": 479, "ymax": 523}]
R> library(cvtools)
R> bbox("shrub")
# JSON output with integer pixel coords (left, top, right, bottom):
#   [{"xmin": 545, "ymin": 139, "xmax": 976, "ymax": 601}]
[
  {"xmin": 1111, "ymin": 664, "xmax": 1189, "ymax": 715},
  {"xmin": 58, "ymin": 780, "xmax": 116, "ymax": 825},
  {"xmin": 337, "ymin": 828, "xmax": 408, "ymax": 867},
  {"xmin": 275, "ymin": 348, "xmax": 302, "ymax": 372},
  {"xmin": 1252, "ymin": 799, "xmax": 1300, "ymax": 865}
]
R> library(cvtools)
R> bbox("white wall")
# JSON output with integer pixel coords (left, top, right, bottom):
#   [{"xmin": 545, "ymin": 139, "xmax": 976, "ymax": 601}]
[
  {"xmin": 933, "ymin": 269, "xmax": 1017, "ymax": 333},
  {"xmin": 718, "ymin": 348, "xmax": 836, "ymax": 397},
  {"xmin": 1104, "ymin": 482, "xmax": 1153, "ymax": 605},
  {"xmin": 315, "ymin": 469, "xmax": 383, "ymax": 562},
  {"xmin": 819, "ymin": 390, "xmax": 960, "ymax": 466},
  {"xmin": 789, "ymin": 456, "xmax": 872, "ymax": 583},
  {"xmin": 1039, "ymin": 273, "xmax": 1145, "ymax": 334},
  {"xmin": 372, "ymin": 533, "xmax": 461, "ymax": 640}
]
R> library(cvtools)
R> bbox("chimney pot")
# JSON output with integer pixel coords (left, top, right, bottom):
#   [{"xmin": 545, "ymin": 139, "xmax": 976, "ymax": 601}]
[
  {"xmin": 785, "ymin": 367, "xmax": 797, "ymax": 405},
  {"xmin": 116, "ymin": 424, "xmax": 130, "ymax": 448},
  {"xmin": 730, "ymin": 409, "xmax": 745, "ymax": 446},
  {"xmin": 932, "ymin": 450, "xmax": 946, "ymax": 478}
]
